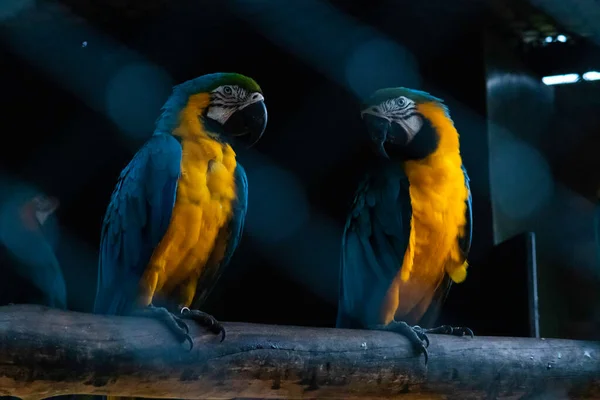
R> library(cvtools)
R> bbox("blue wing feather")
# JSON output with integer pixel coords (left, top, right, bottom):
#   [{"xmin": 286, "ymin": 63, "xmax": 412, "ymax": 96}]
[
  {"xmin": 336, "ymin": 164, "xmax": 412, "ymax": 328},
  {"xmin": 94, "ymin": 134, "xmax": 182, "ymax": 315},
  {"xmin": 459, "ymin": 164, "xmax": 473, "ymax": 257},
  {"xmin": 220, "ymin": 163, "xmax": 248, "ymax": 269}
]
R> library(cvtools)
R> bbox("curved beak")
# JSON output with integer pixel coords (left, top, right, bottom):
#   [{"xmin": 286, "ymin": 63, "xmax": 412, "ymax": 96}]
[
  {"xmin": 223, "ymin": 99, "xmax": 268, "ymax": 148},
  {"xmin": 363, "ymin": 113, "xmax": 391, "ymax": 159}
]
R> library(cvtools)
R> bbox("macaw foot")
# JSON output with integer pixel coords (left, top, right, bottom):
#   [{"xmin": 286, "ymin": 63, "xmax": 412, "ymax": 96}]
[
  {"xmin": 423, "ymin": 324, "xmax": 474, "ymax": 338},
  {"xmin": 370, "ymin": 321, "xmax": 430, "ymax": 364},
  {"xmin": 132, "ymin": 305, "xmax": 193, "ymax": 350},
  {"xmin": 180, "ymin": 307, "xmax": 226, "ymax": 342}
]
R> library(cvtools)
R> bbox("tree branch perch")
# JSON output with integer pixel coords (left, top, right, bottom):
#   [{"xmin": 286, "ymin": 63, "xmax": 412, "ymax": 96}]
[{"xmin": 0, "ymin": 305, "xmax": 599, "ymax": 399}]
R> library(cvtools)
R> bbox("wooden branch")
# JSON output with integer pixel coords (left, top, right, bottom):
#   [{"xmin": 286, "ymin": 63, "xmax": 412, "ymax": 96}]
[{"xmin": 0, "ymin": 305, "xmax": 599, "ymax": 399}]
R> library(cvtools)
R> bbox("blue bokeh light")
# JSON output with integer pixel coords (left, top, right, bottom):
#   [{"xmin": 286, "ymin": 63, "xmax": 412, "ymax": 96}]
[
  {"xmin": 105, "ymin": 63, "xmax": 174, "ymax": 140},
  {"xmin": 0, "ymin": 0, "xmax": 34, "ymax": 22},
  {"xmin": 491, "ymin": 133, "xmax": 553, "ymax": 220},
  {"xmin": 245, "ymin": 165, "xmax": 310, "ymax": 244},
  {"xmin": 345, "ymin": 38, "xmax": 420, "ymax": 99}
]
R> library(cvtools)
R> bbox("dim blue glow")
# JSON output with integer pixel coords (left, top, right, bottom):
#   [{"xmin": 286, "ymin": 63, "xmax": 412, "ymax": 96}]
[
  {"xmin": 556, "ymin": 34, "xmax": 567, "ymax": 43},
  {"xmin": 491, "ymin": 137, "xmax": 553, "ymax": 220},
  {"xmin": 583, "ymin": 71, "xmax": 600, "ymax": 81},
  {"xmin": 542, "ymin": 73, "xmax": 580, "ymax": 85},
  {"xmin": 245, "ymin": 165, "xmax": 310, "ymax": 244},
  {"xmin": 0, "ymin": 0, "xmax": 33, "ymax": 21},
  {"xmin": 105, "ymin": 64, "xmax": 174, "ymax": 140},
  {"xmin": 544, "ymin": 36, "xmax": 553, "ymax": 43},
  {"xmin": 345, "ymin": 38, "xmax": 420, "ymax": 99}
]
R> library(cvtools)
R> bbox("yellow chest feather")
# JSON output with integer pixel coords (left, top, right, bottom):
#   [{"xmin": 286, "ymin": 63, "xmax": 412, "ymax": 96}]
[
  {"xmin": 150, "ymin": 138, "xmax": 238, "ymax": 296},
  {"xmin": 403, "ymin": 153, "xmax": 468, "ymax": 285},
  {"xmin": 176, "ymin": 138, "xmax": 237, "ymax": 219},
  {"xmin": 378, "ymin": 102, "xmax": 470, "ymax": 324},
  {"xmin": 138, "ymin": 92, "xmax": 241, "ymax": 307},
  {"xmin": 381, "ymin": 153, "xmax": 468, "ymax": 323}
]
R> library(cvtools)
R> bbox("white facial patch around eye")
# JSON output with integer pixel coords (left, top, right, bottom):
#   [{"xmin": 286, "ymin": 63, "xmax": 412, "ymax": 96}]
[
  {"xmin": 207, "ymin": 85, "xmax": 249, "ymax": 124},
  {"xmin": 402, "ymin": 114, "xmax": 423, "ymax": 143},
  {"xmin": 206, "ymin": 106, "xmax": 236, "ymax": 124},
  {"xmin": 380, "ymin": 98, "xmax": 399, "ymax": 113},
  {"xmin": 381, "ymin": 96, "xmax": 413, "ymax": 112},
  {"xmin": 395, "ymin": 96, "xmax": 412, "ymax": 107}
]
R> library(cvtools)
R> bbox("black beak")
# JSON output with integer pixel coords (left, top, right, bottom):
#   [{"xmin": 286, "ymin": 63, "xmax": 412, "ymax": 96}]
[
  {"xmin": 223, "ymin": 100, "xmax": 268, "ymax": 148},
  {"xmin": 363, "ymin": 113, "xmax": 391, "ymax": 159}
]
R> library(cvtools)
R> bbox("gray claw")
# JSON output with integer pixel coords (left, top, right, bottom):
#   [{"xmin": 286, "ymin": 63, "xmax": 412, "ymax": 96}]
[
  {"xmin": 179, "ymin": 308, "xmax": 227, "ymax": 342},
  {"xmin": 424, "ymin": 325, "xmax": 475, "ymax": 338},
  {"xmin": 371, "ymin": 321, "xmax": 430, "ymax": 364}
]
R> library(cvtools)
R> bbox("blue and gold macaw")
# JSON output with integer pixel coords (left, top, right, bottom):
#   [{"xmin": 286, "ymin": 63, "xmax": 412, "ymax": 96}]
[
  {"xmin": 337, "ymin": 88, "xmax": 473, "ymax": 363},
  {"xmin": 94, "ymin": 73, "xmax": 267, "ymax": 347},
  {"xmin": 0, "ymin": 188, "xmax": 71, "ymax": 400},
  {"xmin": 0, "ymin": 188, "xmax": 66, "ymax": 309}
]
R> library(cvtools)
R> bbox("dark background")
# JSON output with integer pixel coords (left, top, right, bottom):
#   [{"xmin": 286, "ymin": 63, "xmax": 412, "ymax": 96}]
[{"xmin": 0, "ymin": 0, "xmax": 599, "ymax": 340}]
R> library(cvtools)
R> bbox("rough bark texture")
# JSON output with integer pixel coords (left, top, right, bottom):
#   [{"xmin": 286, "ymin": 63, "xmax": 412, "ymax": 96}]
[{"xmin": 0, "ymin": 305, "xmax": 599, "ymax": 399}]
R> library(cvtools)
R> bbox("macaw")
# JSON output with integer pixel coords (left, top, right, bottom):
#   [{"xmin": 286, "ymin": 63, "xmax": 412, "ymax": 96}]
[
  {"xmin": 336, "ymin": 87, "xmax": 473, "ymax": 363},
  {"xmin": 94, "ymin": 72, "xmax": 267, "ymax": 349},
  {"xmin": 0, "ymin": 188, "xmax": 66, "ymax": 309},
  {"xmin": 0, "ymin": 189, "xmax": 71, "ymax": 400}
]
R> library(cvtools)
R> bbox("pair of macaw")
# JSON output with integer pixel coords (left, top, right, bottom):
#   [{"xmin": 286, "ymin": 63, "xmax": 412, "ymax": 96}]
[{"xmin": 93, "ymin": 72, "xmax": 473, "ymax": 365}]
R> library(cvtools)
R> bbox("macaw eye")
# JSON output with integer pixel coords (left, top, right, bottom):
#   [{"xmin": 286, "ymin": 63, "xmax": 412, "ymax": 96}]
[
  {"xmin": 396, "ymin": 97, "xmax": 408, "ymax": 107},
  {"xmin": 223, "ymin": 86, "xmax": 233, "ymax": 95}
]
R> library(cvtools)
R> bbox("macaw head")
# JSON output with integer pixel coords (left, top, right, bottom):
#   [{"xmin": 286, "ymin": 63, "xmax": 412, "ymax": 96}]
[
  {"xmin": 158, "ymin": 72, "xmax": 267, "ymax": 147},
  {"xmin": 31, "ymin": 195, "xmax": 60, "ymax": 226},
  {"xmin": 360, "ymin": 87, "xmax": 454, "ymax": 160}
]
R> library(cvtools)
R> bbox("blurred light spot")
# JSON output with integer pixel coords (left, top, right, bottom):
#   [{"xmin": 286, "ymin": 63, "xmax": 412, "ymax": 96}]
[
  {"xmin": 542, "ymin": 74, "xmax": 580, "ymax": 85},
  {"xmin": 106, "ymin": 63, "xmax": 173, "ymax": 140},
  {"xmin": 81, "ymin": 41, "xmax": 88, "ymax": 48},
  {"xmin": 544, "ymin": 36, "xmax": 553, "ymax": 43},
  {"xmin": 0, "ymin": 0, "xmax": 34, "ymax": 21},
  {"xmin": 345, "ymin": 38, "xmax": 420, "ymax": 99},
  {"xmin": 570, "ymin": 241, "xmax": 596, "ymax": 270},
  {"xmin": 583, "ymin": 71, "xmax": 600, "ymax": 81},
  {"xmin": 556, "ymin": 34, "xmax": 567, "ymax": 43},
  {"xmin": 492, "ymin": 138, "xmax": 553, "ymax": 220},
  {"xmin": 245, "ymin": 166, "xmax": 310, "ymax": 244},
  {"xmin": 486, "ymin": 72, "xmax": 555, "ymax": 140}
]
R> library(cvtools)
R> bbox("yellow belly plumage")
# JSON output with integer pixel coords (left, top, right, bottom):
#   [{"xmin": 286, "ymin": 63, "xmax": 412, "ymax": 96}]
[{"xmin": 137, "ymin": 92, "xmax": 238, "ymax": 309}]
